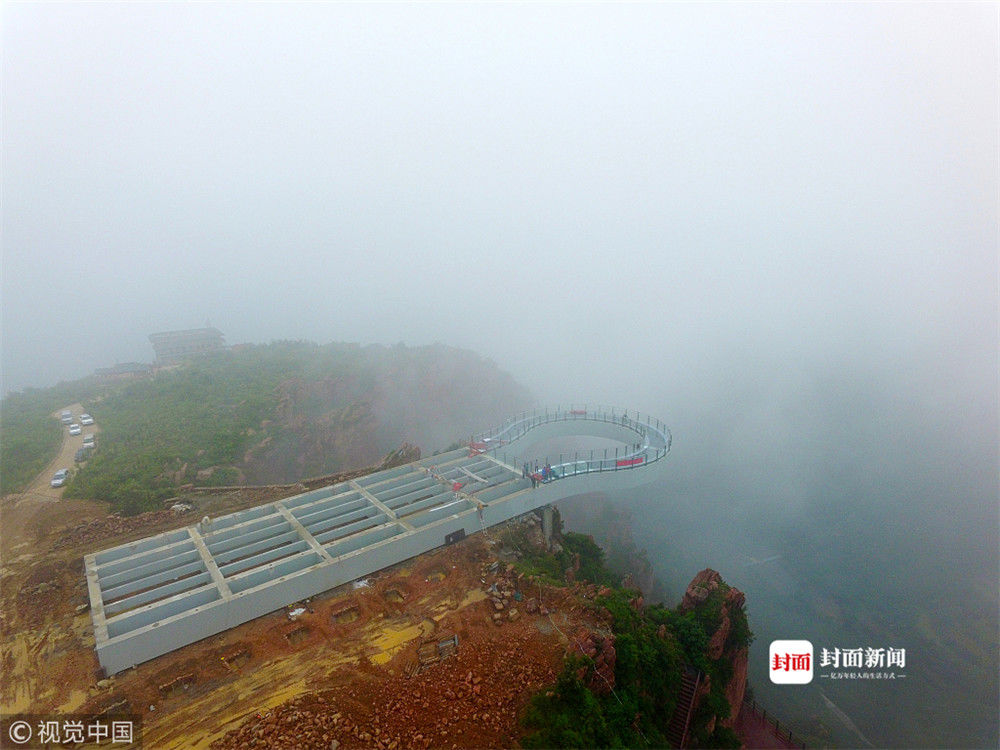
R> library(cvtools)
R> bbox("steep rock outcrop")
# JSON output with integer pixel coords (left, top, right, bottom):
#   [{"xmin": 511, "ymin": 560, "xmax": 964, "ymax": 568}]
[{"xmin": 680, "ymin": 568, "xmax": 750, "ymax": 732}]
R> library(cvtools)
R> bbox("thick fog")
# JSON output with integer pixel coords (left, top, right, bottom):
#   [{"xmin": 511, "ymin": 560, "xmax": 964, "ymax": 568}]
[
  {"xmin": 3, "ymin": 3, "xmax": 994, "ymax": 401},
  {"xmin": 3, "ymin": 3, "xmax": 997, "ymax": 745}
]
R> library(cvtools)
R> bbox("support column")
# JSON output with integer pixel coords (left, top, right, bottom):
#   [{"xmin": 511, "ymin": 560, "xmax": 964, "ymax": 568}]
[{"xmin": 542, "ymin": 505, "xmax": 554, "ymax": 545}]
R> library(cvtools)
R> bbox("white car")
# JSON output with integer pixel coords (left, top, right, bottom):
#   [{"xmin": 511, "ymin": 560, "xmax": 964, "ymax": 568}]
[
  {"xmin": 60, "ymin": 410, "xmax": 73, "ymax": 424},
  {"xmin": 68, "ymin": 423, "xmax": 82, "ymax": 436},
  {"xmin": 79, "ymin": 414, "xmax": 94, "ymax": 425},
  {"xmin": 83, "ymin": 434, "xmax": 95, "ymax": 449},
  {"xmin": 50, "ymin": 469, "xmax": 69, "ymax": 487}
]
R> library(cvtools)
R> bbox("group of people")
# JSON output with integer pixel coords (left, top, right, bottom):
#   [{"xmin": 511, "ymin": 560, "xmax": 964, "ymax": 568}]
[{"xmin": 522, "ymin": 461, "xmax": 556, "ymax": 488}]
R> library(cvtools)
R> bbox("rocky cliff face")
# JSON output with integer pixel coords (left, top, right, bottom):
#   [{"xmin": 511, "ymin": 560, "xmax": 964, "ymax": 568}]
[
  {"xmin": 680, "ymin": 568, "xmax": 750, "ymax": 733},
  {"xmin": 556, "ymin": 497, "xmax": 663, "ymax": 601},
  {"xmin": 241, "ymin": 343, "xmax": 532, "ymax": 484}
]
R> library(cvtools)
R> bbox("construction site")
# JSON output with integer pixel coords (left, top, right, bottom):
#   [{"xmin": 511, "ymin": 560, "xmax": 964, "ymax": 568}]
[
  {"xmin": 85, "ymin": 407, "xmax": 670, "ymax": 675},
  {"xmin": 1, "ymin": 406, "xmax": 672, "ymax": 748}
]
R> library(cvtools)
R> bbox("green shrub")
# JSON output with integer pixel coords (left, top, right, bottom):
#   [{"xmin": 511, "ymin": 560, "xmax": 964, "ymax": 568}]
[{"xmin": 521, "ymin": 660, "xmax": 615, "ymax": 748}]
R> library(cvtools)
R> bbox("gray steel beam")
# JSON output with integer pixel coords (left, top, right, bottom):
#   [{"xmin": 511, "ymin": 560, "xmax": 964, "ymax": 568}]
[
  {"xmin": 106, "ymin": 585, "xmax": 221, "ymax": 639},
  {"xmin": 94, "ymin": 529, "xmax": 190, "ymax": 566},
  {"xmin": 210, "ymin": 529, "xmax": 299, "ymax": 567},
  {"xmin": 307, "ymin": 510, "xmax": 384, "ymax": 541},
  {"xmin": 104, "ymin": 572, "xmax": 214, "ymax": 617},
  {"xmin": 99, "ymin": 547, "xmax": 200, "ymax": 590},
  {"xmin": 85, "ymin": 553, "xmax": 108, "ymax": 646},
  {"xmin": 218, "ymin": 540, "xmax": 310, "ymax": 578},
  {"xmin": 207, "ymin": 522, "xmax": 294, "ymax": 557},
  {"xmin": 204, "ymin": 514, "xmax": 287, "ymax": 549},
  {"xmin": 101, "ymin": 561, "xmax": 206, "ymax": 603},
  {"xmin": 294, "ymin": 498, "xmax": 369, "ymax": 528},
  {"xmin": 287, "ymin": 489, "xmax": 362, "ymax": 518},
  {"xmin": 372, "ymin": 476, "xmax": 437, "ymax": 502},
  {"xmin": 274, "ymin": 502, "xmax": 333, "ymax": 561},
  {"xmin": 385, "ymin": 484, "xmax": 447, "ymax": 510},
  {"xmin": 395, "ymin": 491, "xmax": 456, "ymax": 518},
  {"xmin": 313, "ymin": 515, "xmax": 388, "ymax": 545},
  {"xmin": 349, "ymin": 480, "xmax": 415, "ymax": 532}
]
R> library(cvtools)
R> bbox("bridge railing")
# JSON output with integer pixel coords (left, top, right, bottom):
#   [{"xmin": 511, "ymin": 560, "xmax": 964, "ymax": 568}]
[{"xmin": 472, "ymin": 406, "xmax": 672, "ymax": 481}]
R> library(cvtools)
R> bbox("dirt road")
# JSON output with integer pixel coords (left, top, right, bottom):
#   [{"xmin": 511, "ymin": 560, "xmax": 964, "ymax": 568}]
[
  {"xmin": 1, "ymin": 402, "xmax": 106, "ymax": 610},
  {"xmin": 20, "ymin": 403, "xmax": 100, "ymax": 501}
]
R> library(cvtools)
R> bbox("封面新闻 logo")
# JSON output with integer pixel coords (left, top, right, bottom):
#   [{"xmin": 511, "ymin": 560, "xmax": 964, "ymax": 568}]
[{"xmin": 769, "ymin": 640, "xmax": 814, "ymax": 684}]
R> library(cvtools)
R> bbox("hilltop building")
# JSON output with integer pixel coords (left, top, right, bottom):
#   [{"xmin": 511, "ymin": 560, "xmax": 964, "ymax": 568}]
[{"xmin": 148, "ymin": 327, "xmax": 226, "ymax": 362}]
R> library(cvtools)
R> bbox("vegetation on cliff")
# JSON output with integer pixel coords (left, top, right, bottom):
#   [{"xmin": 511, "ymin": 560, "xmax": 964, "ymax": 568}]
[{"xmin": 514, "ymin": 516, "xmax": 753, "ymax": 749}]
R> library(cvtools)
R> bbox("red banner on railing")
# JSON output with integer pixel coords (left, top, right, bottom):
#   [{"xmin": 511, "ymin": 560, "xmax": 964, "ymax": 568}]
[
  {"xmin": 616, "ymin": 457, "xmax": 644, "ymax": 467},
  {"xmin": 569, "ymin": 409, "xmax": 587, "ymax": 415}
]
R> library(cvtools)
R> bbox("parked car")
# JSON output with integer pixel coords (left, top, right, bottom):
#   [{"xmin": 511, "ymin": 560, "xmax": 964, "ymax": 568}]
[
  {"xmin": 50, "ymin": 468, "xmax": 69, "ymax": 487},
  {"xmin": 83, "ymin": 434, "xmax": 95, "ymax": 449},
  {"xmin": 79, "ymin": 413, "xmax": 94, "ymax": 425},
  {"xmin": 68, "ymin": 423, "xmax": 82, "ymax": 436},
  {"xmin": 60, "ymin": 411, "xmax": 73, "ymax": 424},
  {"xmin": 74, "ymin": 447, "xmax": 92, "ymax": 463}
]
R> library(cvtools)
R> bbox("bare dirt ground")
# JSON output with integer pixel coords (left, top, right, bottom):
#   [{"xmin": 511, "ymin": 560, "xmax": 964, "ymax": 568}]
[{"xmin": 1, "ymin": 439, "xmax": 602, "ymax": 748}]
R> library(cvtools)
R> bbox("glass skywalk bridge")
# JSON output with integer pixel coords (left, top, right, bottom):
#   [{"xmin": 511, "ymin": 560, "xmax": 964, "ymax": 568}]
[{"xmin": 86, "ymin": 406, "xmax": 671, "ymax": 674}]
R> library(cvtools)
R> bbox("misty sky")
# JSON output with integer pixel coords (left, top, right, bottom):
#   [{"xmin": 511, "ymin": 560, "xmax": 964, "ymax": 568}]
[{"xmin": 2, "ymin": 2, "xmax": 996, "ymax": 407}]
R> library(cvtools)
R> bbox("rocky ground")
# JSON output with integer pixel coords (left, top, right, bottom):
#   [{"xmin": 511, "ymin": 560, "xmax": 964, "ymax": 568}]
[{"xmin": 208, "ymin": 517, "xmax": 615, "ymax": 750}]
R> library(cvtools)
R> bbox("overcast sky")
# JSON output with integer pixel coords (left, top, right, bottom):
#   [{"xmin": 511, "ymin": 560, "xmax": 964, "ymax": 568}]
[{"xmin": 2, "ymin": 2, "xmax": 996, "ymax": 403}]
